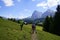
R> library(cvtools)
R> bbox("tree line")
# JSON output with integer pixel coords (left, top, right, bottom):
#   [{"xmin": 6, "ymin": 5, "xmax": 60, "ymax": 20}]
[{"xmin": 43, "ymin": 5, "xmax": 60, "ymax": 36}]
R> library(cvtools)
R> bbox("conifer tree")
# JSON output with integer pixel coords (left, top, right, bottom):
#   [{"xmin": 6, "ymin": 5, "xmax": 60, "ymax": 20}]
[
  {"xmin": 43, "ymin": 16, "xmax": 50, "ymax": 32},
  {"xmin": 53, "ymin": 5, "xmax": 60, "ymax": 35}
]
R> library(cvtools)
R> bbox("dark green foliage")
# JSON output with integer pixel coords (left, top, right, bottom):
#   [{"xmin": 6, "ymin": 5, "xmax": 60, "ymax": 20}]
[
  {"xmin": 8, "ymin": 18, "xmax": 18, "ymax": 23},
  {"xmin": 43, "ymin": 16, "xmax": 53, "ymax": 32},
  {"xmin": 49, "ymin": 16, "xmax": 54, "ymax": 33},
  {"xmin": 43, "ymin": 16, "xmax": 50, "ymax": 32},
  {"xmin": 0, "ymin": 16, "xmax": 3, "ymax": 19},
  {"xmin": 53, "ymin": 5, "xmax": 60, "ymax": 35},
  {"xmin": 43, "ymin": 5, "xmax": 60, "ymax": 36}
]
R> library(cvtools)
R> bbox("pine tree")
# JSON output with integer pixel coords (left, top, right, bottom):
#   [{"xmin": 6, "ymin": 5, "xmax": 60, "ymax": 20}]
[
  {"xmin": 43, "ymin": 16, "xmax": 50, "ymax": 32},
  {"xmin": 49, "ymin": 16, "xmax": 53, "ymax": 33},
  {"xmin": 53, "ymin": 5, "xmax": 60, "ymax": 35}
]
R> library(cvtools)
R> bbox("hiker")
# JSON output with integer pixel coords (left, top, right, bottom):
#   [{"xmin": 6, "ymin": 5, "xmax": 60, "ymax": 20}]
[
  {"xmin": 19, "ymin": 20, "xmax": 24, "ymax": 31},
  {"xmin": 20, "ymin": 23, "xmax": 24, "ymax": 30},
  {"xmin": 32, "ymin": 23, "xmax": 36, "ymax": 34}
]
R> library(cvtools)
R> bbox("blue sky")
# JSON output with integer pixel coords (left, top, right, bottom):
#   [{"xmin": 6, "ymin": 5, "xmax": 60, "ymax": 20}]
[{"xmin": 0, "ymin": 0, "xmax": 60, "ymax": 19}]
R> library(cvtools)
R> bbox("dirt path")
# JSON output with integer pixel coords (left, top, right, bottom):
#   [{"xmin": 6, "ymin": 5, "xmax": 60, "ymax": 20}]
[{"xmin": 31, "ymin": 32, "xmax": 38, "ymax": 40}]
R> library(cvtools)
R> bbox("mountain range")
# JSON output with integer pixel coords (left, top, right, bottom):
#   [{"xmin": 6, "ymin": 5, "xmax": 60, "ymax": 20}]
[
  {"xmin": 41, "ymin": 9, "xmax": 55, "ymax": 18},
  {"xmin": 31, "ymin": 10, "xmax": 42, "ymax": 20},
  {"xmin": 23, "ymin": 9, "xmax": 55, "ymax": 23}
]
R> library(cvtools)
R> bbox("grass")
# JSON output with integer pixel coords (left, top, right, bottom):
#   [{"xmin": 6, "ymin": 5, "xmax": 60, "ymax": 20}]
[
  {"xmin": 0, "ymin": 18, "xmax": 31, "ymax": 40},
  {"xmin": 0, "ymin": 18, "xmax": 60, "ymax": 40},
  {"xmin": 36, "ymin": 26, "xmax": 60, "ymax": 40}
]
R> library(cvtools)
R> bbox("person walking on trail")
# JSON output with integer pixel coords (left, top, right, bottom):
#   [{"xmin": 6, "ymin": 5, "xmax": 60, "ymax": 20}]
[
  {"xmin": 20, "ymin": 23, "xmax": 24, "ymax": 30},
  {"xmin": 19, "ymin": 20, "xmax": 24, "ymax": 31},
  {"xmin": 32, "ymin": 23, "xmax": 36, "ymax": 34}
]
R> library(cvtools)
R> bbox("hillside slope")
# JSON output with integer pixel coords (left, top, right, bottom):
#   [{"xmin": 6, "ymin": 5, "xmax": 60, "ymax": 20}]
[
  {"xmin": 0, "ymin": 18, "xmax": 31, "ymax": 40},
  {"xmin": 0, "ymin": 18, "xmax": 60, "ymax": 40}
]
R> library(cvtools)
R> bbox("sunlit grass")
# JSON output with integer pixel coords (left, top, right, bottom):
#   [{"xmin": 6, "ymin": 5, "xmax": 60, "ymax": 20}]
[{"xmin": 0, "ymin": 18, "xmax": 60, "ymax": 40}]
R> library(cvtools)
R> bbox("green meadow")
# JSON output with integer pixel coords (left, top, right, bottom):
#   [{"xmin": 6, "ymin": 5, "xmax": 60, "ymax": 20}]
[{"xmin": 0, "ymin": 18, "xmax": 60, "ymax": 40}]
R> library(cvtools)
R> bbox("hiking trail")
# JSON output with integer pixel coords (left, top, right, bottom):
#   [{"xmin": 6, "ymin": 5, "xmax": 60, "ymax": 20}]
[{"xmin": 31, "ymin": 32, "xmax": 38, "ymax": 40}]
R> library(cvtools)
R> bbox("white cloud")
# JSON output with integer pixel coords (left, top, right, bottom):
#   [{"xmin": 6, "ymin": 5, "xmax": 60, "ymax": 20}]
[
  {"xmin": 2, "ymin": 13, "xmax": 15, "ymax": 18},
  {"xmin": 47, "ymin": 0, "xmax": 60, "ymax": 7},
  {"xmin": 24, "ymin": 9, "xmax": 31, "ymax": 12},
  {"xmin": 5, "ymin": 14, "xmax": 24, "ymax": 19},
  {"xmin": 32, "ymin": 0, "xmax": 35, "ymax": 1},
  {"xmin": 37, "ymin": 1, "xmax": 47, "ymax": 9},
  {"xmin": 19, "ymin": 16, "xmax": 25, "ymax": 19},
  {"xmin": 36, "ymin": 0, "xmax": 60, "ymax": 9},
  {"xmin": 17, "ymin": 0, "xmax": 21, "ymax": 2},
  {"xmin": 15, "ymin": 12, "xmax": 25, "ymax": 19},
  {"xmin": 2, "ymin": 0, "xmax": 14, "ymax": 6}
]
